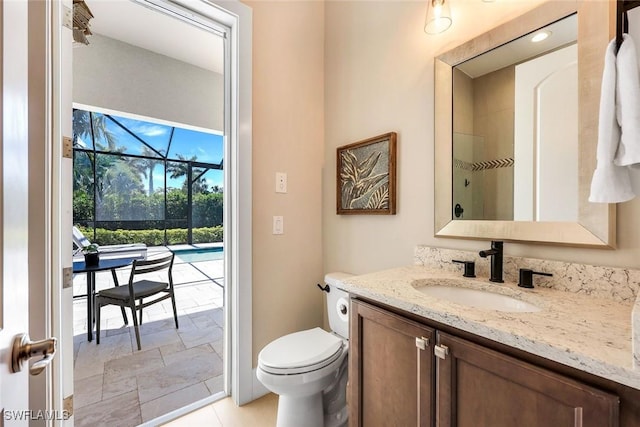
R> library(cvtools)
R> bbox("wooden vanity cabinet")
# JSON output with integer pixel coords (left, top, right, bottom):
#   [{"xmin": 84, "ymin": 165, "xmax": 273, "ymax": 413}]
[
  {"xmin": 436, "ymin": 332, "xmax": 619, "ymax": 427},
  {"xmin": 349, "ymin": 299, "xmax": 620, "ymax": 427},
  {"xmin": 349, "ymin": 300, "xmax": 435, "ymax": 427}
]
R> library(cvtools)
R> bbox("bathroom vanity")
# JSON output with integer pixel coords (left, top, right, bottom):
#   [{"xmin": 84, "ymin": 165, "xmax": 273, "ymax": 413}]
[
  {"xmin": 339, "ymin": 1, "xmax": 640, "ymax": 424},
  {"xmin": 341, "ymin": 256, "xmax": 640, "ymax": 427}
]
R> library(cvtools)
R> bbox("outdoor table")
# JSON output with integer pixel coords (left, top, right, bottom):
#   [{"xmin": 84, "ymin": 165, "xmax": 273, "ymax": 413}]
[{"xmin": 73, "ymin": 257, "xmax": 137, "ymax": 342}]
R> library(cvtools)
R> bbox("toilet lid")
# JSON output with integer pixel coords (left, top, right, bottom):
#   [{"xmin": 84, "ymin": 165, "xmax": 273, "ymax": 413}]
[{"xmin": 259, "ymin": 327, "xmax": 344, "ymax": 372}]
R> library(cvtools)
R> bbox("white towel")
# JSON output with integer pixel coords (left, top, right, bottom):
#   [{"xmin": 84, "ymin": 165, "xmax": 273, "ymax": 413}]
[
  {"xmin": 614, "ymin": 34, "xmax": 640, "ymax": 167},
  {"xmin": 589, "ymin": 35, "xmax": 635, "ymax": 203}
]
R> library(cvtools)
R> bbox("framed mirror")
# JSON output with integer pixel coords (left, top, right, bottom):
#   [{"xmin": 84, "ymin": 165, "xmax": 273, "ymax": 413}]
[{"xmin": 434, "ymin": 1, "xmax": 616, "ymax": 247}]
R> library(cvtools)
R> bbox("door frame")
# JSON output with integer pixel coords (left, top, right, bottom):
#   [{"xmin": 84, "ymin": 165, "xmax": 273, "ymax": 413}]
[{"xmin": 43, "ymin": 0, "xmax": 255, "ymax": 421}]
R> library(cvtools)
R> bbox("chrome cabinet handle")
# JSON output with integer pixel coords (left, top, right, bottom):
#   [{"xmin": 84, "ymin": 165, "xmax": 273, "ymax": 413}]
[
  {"xmin": 11, "ymin": 333, "xmax": 57, "ymax": 375},
  {"xmin": 415, "ymin": 336, "xmax": 430, "ymax": 350},
  {"xmin": 434, "ymin": 344, "xmax": 449, "ymax": 360}
]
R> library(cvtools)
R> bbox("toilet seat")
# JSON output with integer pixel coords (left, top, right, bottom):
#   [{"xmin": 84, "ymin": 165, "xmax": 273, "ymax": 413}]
[{"xmin": 258, "ymin": 327, "xmax": 345, "ymax": 375}]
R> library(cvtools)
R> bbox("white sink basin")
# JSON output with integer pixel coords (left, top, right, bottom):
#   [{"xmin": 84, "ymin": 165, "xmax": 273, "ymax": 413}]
[{"xmin": 417, "ymin": 285, "xmax": 541, "ymax": 313}]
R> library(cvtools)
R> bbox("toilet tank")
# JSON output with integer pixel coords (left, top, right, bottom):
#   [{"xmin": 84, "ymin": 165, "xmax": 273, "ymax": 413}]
[{"xmin": 324, "ymin": 272, "xmax": 353, "ymax": 339}]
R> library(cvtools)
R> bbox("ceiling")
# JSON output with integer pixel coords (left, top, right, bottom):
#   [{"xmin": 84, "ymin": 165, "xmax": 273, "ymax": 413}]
[
  {"xmin": 455, "ymin": 13, "xmax": 577, "ymax": 78},
  {"xmin": 84, "ymin": 0, "xmax": 224, "ymax": 74}
]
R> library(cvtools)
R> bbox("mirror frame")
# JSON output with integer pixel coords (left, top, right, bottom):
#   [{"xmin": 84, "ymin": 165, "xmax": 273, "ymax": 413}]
[{"xmin": 434, "ymin": 1, "xmax": 616, "ymax": 248}]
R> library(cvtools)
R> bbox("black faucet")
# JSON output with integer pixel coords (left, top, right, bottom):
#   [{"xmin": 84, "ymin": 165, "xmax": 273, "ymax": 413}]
[{"xmin": 479, "ymin": 241, "xmax": 504, "ymax": 283}]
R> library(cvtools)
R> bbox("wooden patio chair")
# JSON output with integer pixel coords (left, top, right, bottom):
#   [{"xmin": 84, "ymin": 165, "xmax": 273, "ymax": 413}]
[{"xmin": 95, "ymin": 253, "xmax": 178, "ymax": 350}]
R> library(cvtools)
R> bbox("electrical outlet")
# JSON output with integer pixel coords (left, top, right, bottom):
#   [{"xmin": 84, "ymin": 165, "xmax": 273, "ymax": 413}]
[
  {"xmin": 275, "ymin": 172, "xmax": 287, "ymax": 193},
  {"xmin": 273, "ymin": 216, "xmax": 284, "ymax": 234}
]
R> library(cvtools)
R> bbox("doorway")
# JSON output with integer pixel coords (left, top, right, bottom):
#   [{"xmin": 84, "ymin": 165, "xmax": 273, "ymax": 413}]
[
  {"xmin": 64, "ymin": 0, "xmax": 253, "ymax": 424},
  {"xmin": 71, "ymin": 108, "xmax": 226, "ymax": 425}
]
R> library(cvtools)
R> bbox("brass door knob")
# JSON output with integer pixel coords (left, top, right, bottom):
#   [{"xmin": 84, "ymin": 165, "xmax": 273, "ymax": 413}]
[{"xmin": 11, "ymin": 333, "xmax": 57, "ymax": 375}]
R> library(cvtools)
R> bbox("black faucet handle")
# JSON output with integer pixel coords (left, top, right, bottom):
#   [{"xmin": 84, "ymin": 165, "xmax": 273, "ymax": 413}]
[
  {"xmin": 518, "ymin": 268, "xmax": 553, "ymax": 289},
  {"xmin": 452, "ymin": 260, "xmax": 476, "ymax": 278}
]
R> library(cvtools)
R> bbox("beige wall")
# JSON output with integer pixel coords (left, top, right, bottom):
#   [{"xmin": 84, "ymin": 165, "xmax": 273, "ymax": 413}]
[
  {"xmin": 453, "ymin": 65, "xmax": 515, "ymax": 221},
  {"xmin": 473, "ymin": 66, "xmax": 515, "ymax": 220},
  {"xmin": 323, "ymin": 0, "xmax": 640, "ymax": 278},
  {"xmin": 246, "ymin": 0, "xmax": 640, "ymax": 368},
  {"xmin": 246, "ymin": 0, "xmax": 325, "ymax": 364}
]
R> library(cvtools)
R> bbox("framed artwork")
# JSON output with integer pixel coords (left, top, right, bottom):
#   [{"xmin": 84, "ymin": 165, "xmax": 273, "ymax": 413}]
[{"xmin": 337, "ymin": 132, "xmax": 397, "ymax": 215}]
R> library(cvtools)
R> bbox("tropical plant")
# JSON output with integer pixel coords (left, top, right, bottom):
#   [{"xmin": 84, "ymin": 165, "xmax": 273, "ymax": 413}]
[
  {"xmin": 166, "ymin": 188, "xmax": 188, "ymax": 220},
  {"xmin": 102, "ymin": 161, "xmax": 145, "ymax": 196},
  {"xmin": 76, "ymin": 225, "xmax": 223, "ymax": 246},
  {"xmin": 72, "ymin": 110, "xmax": 122, "ymax": 151},
  {"xmin": 73, "ymin": 190, "xmax": 93, "ymax": 221},
  {"xmin": 82, "ymin": 243, "xmax": 99, "ymax": 254},
  {"xmin": 73, "ymin": 151, "xmax": 95, "ymax": 194},
  {"xmin": 127, "ymin": 146, "xmax": 165, "ymax": 195},
  {"xmin": 193, "ymin": 192, "xmax": 223, "ymax": 227},
  {"xmin": 73, "ymin": 110, "xmax": 130, "ymax": 207},
  {"xmin": 167, "ymin": 154, "xmax": 212, "ymax": 193},
  {"xmin": 167, "ymin": 154, "xmax": 197, "ymax": 179}
]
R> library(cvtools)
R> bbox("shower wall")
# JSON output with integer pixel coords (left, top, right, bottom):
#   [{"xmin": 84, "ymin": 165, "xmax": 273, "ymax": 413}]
[
  {"xmin": 452, "ymin": 66, "xmax": 515, "ymax": 221},
  {"xmin": 473, "ymin": 65, "xmax": 515, "ymax": 221}
]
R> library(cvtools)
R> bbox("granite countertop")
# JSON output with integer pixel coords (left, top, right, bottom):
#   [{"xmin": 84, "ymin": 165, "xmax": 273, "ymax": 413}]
[{"xmin": 338, "ymin": 265, "xmax": 639, "ymax": 390}]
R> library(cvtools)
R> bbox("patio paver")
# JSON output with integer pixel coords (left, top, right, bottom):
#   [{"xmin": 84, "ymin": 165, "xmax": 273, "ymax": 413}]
[{"xmin": 73, "ymin": 247, "xmax": 225, "ymax": 427}]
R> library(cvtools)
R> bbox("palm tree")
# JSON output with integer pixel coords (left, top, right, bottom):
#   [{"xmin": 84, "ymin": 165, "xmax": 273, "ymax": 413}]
[
  {"xmin": 166, "ymin": 154, "xmax": 210, "ymax": 194},
  {"xmin": 128, "ymin": 146, "xmax": 164, "ymax": 194},
  {"xmin": 192, "ymin": 175, "xmax": 210, "ymax": 194},
  {"xmin": 166, "ymin": 154, "xmax": 196, "ymax": 179},
  {"xmin": 72, "ymin": 110, "xmax": 121, "ymax": 151},
  {"xmin": 73, "ymin": 109, "xmax": 133, "ymax": 212}
]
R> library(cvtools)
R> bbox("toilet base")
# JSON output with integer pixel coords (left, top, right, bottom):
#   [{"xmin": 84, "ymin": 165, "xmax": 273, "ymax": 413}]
[{"xmin": 276, "ymin": 393, "xmax": 323, "ymax": 427}]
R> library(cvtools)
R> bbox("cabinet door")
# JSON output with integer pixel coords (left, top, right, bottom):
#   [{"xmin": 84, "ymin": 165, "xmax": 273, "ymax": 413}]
[
  {"xmin": 436, "ymin": 332, "xmax": 619, "ymax": 427},
  {"xmin": 350, "ymin": 300, "xmax": 435, "ymax": 427}
]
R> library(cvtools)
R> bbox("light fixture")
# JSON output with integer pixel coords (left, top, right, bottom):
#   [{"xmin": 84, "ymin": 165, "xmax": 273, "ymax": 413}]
[
  {"xmin": 531, "ymin": 30, "xmax": 551, "ymax": 43},
  {"xmin": 73, "ymin": 0, "xmax": 94, "ymax": 45},
  {"xmin": 424, "ymin": 0, "xmax": 452, "ymax": 35}
]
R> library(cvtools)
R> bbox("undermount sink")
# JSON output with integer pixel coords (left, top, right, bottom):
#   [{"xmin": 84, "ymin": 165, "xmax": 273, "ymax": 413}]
[{"xmin": 416, "ymin": 285, "xmax": 541, "ymax": 313}]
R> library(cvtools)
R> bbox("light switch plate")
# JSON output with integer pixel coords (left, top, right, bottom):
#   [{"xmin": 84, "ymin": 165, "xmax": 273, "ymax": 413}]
[
  {"xmin": 273, "ymin": 216, "xmax": 284, "ymax": 234},
  {"xmin": 275, "ymin": 172, "xmax": 287, "ymax": 193}
]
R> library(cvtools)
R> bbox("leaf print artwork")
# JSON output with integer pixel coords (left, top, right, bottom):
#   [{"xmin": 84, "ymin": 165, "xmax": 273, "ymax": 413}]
[
  {"xmin": 366, "ymin": 183, "xmax": 389, "ymax": 209},
  {"xmin": 337, "ymin": 133, "xmax": 396, "ymax": 214}
]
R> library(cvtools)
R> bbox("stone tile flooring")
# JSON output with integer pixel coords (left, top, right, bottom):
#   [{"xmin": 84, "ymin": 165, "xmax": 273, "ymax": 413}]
[
  {"xmin": 163, "ymin": 393, "xmax": 278, "ymax": 427},
  {"xmin": 73, "ymin": 247, "xmax": 225, "ymax": 426}
]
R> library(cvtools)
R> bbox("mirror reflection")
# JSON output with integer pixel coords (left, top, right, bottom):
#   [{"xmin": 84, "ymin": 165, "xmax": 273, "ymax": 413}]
[{"xmin": 452, "ymin": 14, "xmax": 577, "ymax": 221}]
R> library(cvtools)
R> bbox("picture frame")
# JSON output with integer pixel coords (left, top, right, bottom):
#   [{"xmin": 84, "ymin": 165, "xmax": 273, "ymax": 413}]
[{"xmin": 337, "ymin": 132, "xmax": 397, "ymax": 215}]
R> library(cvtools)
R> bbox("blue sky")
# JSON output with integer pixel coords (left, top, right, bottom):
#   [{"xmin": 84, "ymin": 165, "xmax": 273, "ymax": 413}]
[{"xmin": 96, "ymin": 113, "xmax": 224, "ymax": 191}]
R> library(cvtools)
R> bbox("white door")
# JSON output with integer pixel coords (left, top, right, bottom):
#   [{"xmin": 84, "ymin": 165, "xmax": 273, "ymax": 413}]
[
  {"xmin": 0, "ymin": 0, "xmax": 33, "ymax": 419},
  {"xmin": 1, "ymin": 1, "xmax": 59, "ymax": 423},
  {"xmin": 513, "ymin": 44, "xmax": 578, "ymax": 221}
]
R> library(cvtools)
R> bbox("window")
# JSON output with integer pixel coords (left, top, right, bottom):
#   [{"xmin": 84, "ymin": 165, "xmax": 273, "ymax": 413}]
[{"xmin": 73, "ymin": 108, "xmax": 224, "ymax": 245}]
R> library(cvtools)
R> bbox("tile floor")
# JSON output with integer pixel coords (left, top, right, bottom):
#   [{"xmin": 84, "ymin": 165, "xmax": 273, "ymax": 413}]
[
  {"xmin": 163, "ymin": 393, "xmax": 278, "ymax": 427},
  {"xmin": 73, "ymin": 247, "xmax": 226, "ymax": 426}
]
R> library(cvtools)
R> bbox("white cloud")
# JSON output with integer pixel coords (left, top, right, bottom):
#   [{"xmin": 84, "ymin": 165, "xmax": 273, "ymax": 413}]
[{"xmin": 133, "ymin": 124, "xmax": 169, "ymax": 137}]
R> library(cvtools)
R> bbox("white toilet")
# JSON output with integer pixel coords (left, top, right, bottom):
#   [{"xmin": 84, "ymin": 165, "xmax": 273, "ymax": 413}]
[{"xmin": 257, "ymin": 272, "xmax": 352, "ymax": 427}]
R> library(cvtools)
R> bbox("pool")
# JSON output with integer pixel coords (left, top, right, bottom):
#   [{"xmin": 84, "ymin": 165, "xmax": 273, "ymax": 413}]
[{"xmin": 172, "ymin": 247, "xmax": 224, "ymax": 263}]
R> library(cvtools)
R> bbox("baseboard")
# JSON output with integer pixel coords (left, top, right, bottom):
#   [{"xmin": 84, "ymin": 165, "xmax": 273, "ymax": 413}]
[{"xmin": 252, "ymin": 368, "xmax": 270, "ymax": 401}]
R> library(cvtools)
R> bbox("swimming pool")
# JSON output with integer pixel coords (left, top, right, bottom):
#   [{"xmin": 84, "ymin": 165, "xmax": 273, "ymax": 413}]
[{"xmin": 172, "ymin": 247, "xmax": 224, "ymax": 263}]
